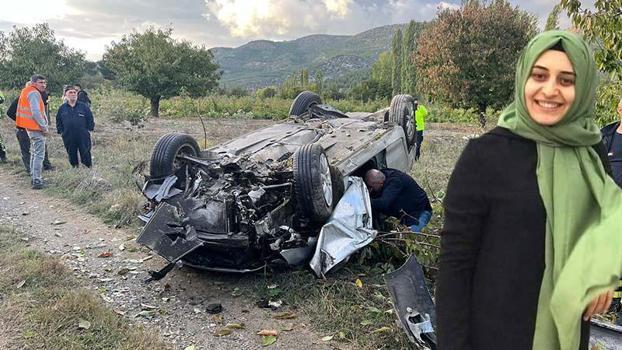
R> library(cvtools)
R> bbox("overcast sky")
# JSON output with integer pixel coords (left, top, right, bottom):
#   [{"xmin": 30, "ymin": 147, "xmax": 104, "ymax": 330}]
[{"xmin": 0, "ymin": 0, "xmax": 592, "ymax": 61}]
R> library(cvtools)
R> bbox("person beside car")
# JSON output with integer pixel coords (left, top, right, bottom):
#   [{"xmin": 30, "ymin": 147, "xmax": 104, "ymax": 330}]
[
  {"xmin": 56, "ymin": 85, "xmax": 94, "ymax": 168},
  {"xmin": 364, "ymin": 168, "xmax": 432, "ymax": 233},
  {"xmin": 413, "ymin": 99, "xmax": 427, "ymax": 161}
]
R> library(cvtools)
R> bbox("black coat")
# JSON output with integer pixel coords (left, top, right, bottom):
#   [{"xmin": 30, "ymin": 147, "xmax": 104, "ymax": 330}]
[
  {"xmin": 436, "ymin": 127, "xmax": 609, "ymax": 350},
  {"xmin": 55, "ymin": 101, "xmax": 94, "ymax": 140},
  {"xmin": 601, "ymin": 121, "xmax": 620, "ymax": 152},
  {"xmin": 370, "ymin": 168, "xmax": 432, "ymax": 226}
]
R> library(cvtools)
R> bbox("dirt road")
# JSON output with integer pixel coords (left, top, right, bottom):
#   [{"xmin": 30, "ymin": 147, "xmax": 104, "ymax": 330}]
[{"xmin": 0, "ymin": 167, "xmax": 339, "ymax": 350}]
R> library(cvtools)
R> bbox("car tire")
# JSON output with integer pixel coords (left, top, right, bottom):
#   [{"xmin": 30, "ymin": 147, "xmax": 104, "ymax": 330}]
[
  {"xmin": 289, "ymin": 91, "xmax": 322, "ymax": 117},
  {"xmin": 389, "ymin": 94, "xmax": 416, "ymax": 148},
  {"xmin": 150, "ymin": 133, "xmax": 200, "ymax": 183},
  {"xmin": 293, "ymin": 143, "xmax": 333, "ymax": 223}
]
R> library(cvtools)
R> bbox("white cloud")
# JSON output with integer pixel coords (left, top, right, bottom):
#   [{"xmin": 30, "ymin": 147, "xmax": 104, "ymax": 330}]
[
  {"xmin": 323, "ymin": 0, "xmax": 352, "ymax": 17},
  {"xmin": 437, "ymin": 1, "xmax": 459, "ymax": 11},
  {"xmin": 205, "ymin": 0, "xmax": 355, "ymax": 38},
  {"xmin": 0, "ymin": 0, "xmax": 78, "ymax": 24}
]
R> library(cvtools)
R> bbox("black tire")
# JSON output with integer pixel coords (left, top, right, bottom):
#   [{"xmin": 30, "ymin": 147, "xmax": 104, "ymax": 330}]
[
  {"xmin": 150, "ymin": 133, "xmax": 200, "ymax": 183},
  {"xmin": 389, "ymin": 94, "xmax": 416, "ymax": 148},
  {"xmin": 293, "ymin": 143, "xmax": 333, "ymax": 223},
  {"xmin": 289, "ymin": 91, "xmax": 322, "ymax": 117}
]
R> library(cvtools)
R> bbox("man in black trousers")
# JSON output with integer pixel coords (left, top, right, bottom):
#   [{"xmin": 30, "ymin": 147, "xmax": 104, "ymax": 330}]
[{"xmin": 56, "ymin": 86, "xmax": 94, "ymax": 167}]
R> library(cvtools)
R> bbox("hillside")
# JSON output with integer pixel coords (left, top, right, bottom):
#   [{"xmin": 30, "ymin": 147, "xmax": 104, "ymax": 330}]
[{"xmin": 210, "ymin": 24, "xmax": 413, "ymax": 89}]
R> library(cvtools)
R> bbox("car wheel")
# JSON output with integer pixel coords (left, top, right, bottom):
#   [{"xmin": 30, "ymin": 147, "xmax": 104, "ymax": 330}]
[
  {"xmin": 289, "ymin": 91, "xmax": 322, "ymax": 117},
  {"xmin": 389, "ymin": 94, "xmax": 416, "ymax": 148},
  {"xmin": 293, "ymin": 143, "xmax": 333, "ymax": 223},
  {"xmin": 150, "ymin": 133, "xmax": 200, "ymax": 184}
]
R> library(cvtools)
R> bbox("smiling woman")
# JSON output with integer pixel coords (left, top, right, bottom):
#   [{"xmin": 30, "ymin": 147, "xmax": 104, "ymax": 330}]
[
  {"xmin": 0, "ymin": 0, "xmax": 73, "ymax": 24},
  {"xmin": 436, "ymin": 30, "xmax": 622, "ymax": 350}
]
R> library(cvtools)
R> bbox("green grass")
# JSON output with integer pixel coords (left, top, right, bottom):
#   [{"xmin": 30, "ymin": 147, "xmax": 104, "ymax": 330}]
[{"xmin": 0, "ymin": 225, "xmax": 169, "ymax": 349}]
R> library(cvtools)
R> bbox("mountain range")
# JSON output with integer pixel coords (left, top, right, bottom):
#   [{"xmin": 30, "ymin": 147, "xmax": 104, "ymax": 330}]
[{"xmin": 210, "ymin": 24, "xmax": 407, "ymax": 89}]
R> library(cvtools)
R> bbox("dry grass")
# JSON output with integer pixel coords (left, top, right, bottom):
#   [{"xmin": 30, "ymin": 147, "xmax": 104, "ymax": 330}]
[{"xmin": 0, "ymin": 225, "xmax": 170, "ymax": 349}]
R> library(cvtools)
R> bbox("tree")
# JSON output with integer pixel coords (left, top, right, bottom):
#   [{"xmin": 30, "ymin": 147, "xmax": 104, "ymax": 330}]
[
  {"xmin": 545, "ymin": 4, "xmax": 561, "ymax": 30},
  {"xmin": 103, "ymin": 27, "xmax": 220, "ymax": 117},
  {"xmin": 391, "ymin": 29, "xmax": 403, "ymax": 95},
  {"xmin": 561, "ymin": 0, "xmax": 622, "ymax": 76},
  {"xmin": 314, "ymin": 71, "xmax": 324, "ymax": 96},
  {"xmin": 401, "ymin": 21, "xmax": 420, "ymax": 95},
  {"xmin": 0, "ymin": 24, "xmax": 86, "ymax": 92},
  {"xmin": 415, "ymin": 0, "xmax": 537, "ymax": 112}
]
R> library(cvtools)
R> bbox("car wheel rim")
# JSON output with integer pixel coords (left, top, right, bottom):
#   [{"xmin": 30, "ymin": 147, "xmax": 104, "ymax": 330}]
[
  {"xmin": 319, "ymin": 153, "xmax": 333, "ymax": 207},
  {"xmin": 173, "ymin": 145, "xmax": 195, "ymax": 172}
]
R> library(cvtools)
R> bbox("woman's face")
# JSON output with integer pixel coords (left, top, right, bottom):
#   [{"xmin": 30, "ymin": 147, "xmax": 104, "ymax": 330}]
[{"xmin": 524, "ymin": 50, "xmax": 576, "ymax": 126}]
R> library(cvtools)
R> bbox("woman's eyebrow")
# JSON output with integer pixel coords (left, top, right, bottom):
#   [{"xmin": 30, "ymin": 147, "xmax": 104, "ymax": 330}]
[{"xmin": 532, "ymin": 65, "xmax": 576, "ymax": 76}]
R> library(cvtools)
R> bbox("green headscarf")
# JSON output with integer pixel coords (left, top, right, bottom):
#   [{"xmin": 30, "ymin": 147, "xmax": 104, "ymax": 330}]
[{"xmin": 498, "ymin": 31, "xmax": 622, "ymax": 349}]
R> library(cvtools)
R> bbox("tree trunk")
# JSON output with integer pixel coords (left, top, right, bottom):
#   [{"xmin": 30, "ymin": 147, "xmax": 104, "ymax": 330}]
[{"xmin": 150, "ymin": 96, "xmax": 161, "ymax": 118}]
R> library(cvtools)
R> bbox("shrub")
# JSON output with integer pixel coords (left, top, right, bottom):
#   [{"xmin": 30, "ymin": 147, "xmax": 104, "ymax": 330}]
[{"xmin": 256, "ymin": 86, "xmax": 277, "ymax": 99}]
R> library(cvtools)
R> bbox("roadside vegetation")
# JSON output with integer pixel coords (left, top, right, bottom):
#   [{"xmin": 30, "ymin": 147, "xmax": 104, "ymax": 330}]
[{"xmin": 0, "ymin": 225, "xmax": 169, "ymax": 349}]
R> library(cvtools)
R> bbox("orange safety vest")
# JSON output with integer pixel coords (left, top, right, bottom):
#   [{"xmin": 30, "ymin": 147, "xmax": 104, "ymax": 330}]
[{"xmin": 16, "ymin": 85, "xmax": 46, "ymax": 131}]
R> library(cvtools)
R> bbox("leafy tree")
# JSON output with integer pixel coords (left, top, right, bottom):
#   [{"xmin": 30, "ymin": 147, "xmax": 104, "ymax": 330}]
[
  {"xmin": 0, "ymin": 24, "xmax": 86, "ymax": 92},
  {"xmin": 561, "ymin": 0, "xmax": 622, "ymax": 76},
  {"xmin": 401, "ymin": 21, "xmax": 420, "ymax": 95},
  {"xmin": 415, "ymin": 0, "xmax": 537, "ymax": 112},
  {"xmin": 545, "ymin": 4, "xmax": 561, "ymax": 30},
  {"xmin": 103, "ymin": 27, "xmax": 219, "ymax": 117},
  {"xmin": 391, "ymin": 29, "xmax": 403, "ymax": 95}
]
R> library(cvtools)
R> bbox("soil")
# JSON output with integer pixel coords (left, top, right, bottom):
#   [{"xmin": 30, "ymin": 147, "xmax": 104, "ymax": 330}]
[{"xmin": 0, "ymin": 117, "xmax": 343, "ymax": 350}]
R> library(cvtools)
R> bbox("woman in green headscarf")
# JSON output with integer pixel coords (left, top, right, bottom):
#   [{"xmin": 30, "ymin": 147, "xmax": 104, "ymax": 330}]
[{"xmin": 435, "ymin": 31, "xmax": 622, "ymax": 350}]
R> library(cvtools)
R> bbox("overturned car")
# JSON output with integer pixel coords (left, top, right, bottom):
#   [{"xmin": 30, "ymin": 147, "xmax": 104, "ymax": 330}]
[{"xmin": 137, "ymin": 91, "xmax": 417, "ymax": 278}]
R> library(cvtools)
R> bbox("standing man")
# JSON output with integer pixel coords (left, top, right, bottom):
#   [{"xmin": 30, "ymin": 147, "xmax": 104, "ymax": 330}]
[
  {"xmin": 8, "ymin": 84, "xmax": 54, "ymax": 173},
  {"xmin": 601, "ymin": 98, "xmax": 622, "ymax": 187},
  {"xmin": 0, "ymin": 90, "xmax": 6, "ymax": 163},
  {"xmin": 364, "ymin": 168, "xmax": 432, "ymax": 233},
  {"xmin": 17, "ymin": 75, "xmax": 48, "ymax": 189},
  {"xmin": 74, "ymin": 83, "xmax": 91, "ymax": 107},
  {"xmin": 56, "ymin": 86, "xmax": 94, "ymax": 167},
  {"xmin": 413, "ymin": 99, "xmax": 428, "ymax": 161}
]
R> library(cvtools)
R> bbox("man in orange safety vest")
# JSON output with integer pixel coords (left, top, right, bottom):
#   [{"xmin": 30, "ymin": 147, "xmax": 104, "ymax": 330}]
[{"xmin": 16, "ymin": 74, "xmax": 49, "ymax": 189}]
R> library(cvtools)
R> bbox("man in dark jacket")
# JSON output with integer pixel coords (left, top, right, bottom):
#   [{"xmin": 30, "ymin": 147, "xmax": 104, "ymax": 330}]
[
  {"xmin": 56, "ymin": 86, "xmax": 94, "ymax": 167},
  {"xmin": 364, "ymin": 168, "xmax": 432, "ymax": 233},
  {"xmin": 601, "ymin": 98, "xmax": 622, "ymax": 187},
  {"xmin": 74, "ymin": 84, "xmax": 91, "ymax": 107},
  {"xmin": 7, "ymin": 96, "xmax": 53, "ymax": 172}
]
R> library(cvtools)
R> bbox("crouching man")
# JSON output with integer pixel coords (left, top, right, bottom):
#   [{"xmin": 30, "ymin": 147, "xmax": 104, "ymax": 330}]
[{"xmin": 364, "ymin": 168, "xmax": 432, "ymax": 233}]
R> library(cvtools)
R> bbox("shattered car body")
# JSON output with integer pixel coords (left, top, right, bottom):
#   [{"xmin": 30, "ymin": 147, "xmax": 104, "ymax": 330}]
[{"xmin": 137, "ymin": 91, "xmax": 417, "ymax": 276}]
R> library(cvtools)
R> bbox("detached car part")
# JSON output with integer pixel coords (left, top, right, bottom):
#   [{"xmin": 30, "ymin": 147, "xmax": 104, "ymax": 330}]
[{"xmin": 385, "ymin": 254, "xmax": 437, "ymax": 349}]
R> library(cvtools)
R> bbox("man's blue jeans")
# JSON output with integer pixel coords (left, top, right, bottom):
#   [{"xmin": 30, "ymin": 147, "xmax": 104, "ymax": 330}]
[
  {"xmin": 27, "ymin": 131, "xmax": 46, "ymax": 184},
  {"xmin": 410, "ymin": 210, "xmax": 432, "ymax": 233}
]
